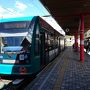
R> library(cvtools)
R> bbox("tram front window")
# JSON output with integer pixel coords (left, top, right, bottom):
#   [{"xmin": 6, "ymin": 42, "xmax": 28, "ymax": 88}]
[
  {"xmin": 3, "ymin": 37, "xmax": 24, "ymax": 46},
  {"xmin": 0, "ymin": 36, "xmax": 31, "ymax": 53}
]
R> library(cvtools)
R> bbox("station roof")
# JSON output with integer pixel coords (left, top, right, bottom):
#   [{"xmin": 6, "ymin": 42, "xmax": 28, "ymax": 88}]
[{"xmin": 40, "ymin": 0, "xmax": 90, "ymax": 35}]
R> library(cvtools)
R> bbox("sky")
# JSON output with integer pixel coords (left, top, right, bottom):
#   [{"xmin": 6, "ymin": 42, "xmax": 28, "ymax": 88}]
[
  {"xmin": 0, "ymin": 0, "xmax": 50, "ymax": 18},
  {"xmin": 0, "ymin": 0, "xmax": 65, "ymax": 35}
]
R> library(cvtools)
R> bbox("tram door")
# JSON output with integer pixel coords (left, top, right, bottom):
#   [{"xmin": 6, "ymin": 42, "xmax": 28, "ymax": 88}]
[
  {"xmin": 40, "ymin": 30, "xmax": 49, "ymax": 68},
  {"xmin": 40, "ymin": 32, "xmax": 46, "ymax": 68}
]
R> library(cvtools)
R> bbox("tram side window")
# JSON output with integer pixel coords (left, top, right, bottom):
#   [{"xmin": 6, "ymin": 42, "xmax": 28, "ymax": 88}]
[
  {"xmin": 45, "ymin": 33, "xmax": 48, "ymax": 51},
  {"xmin": 47, "ymin": 34, "xmax": 50, "ymax": 50},
  {"xmin": 58, "ymin": 37, "xmax": 59, "ymax": 46},
  {"xmin": 48, "ymin": 34, "xmax": 54, "ymax": 50},
  {"xmin": 54, "ymin": 37, "xmax": 58, "ymax": 48},
  {"xmin": 35, "ymin": 25, "xmax": 40, "ymax": 56},
  {"xmin": 60, "ymin": 39, "xmax": 64, "ymax": 50}
]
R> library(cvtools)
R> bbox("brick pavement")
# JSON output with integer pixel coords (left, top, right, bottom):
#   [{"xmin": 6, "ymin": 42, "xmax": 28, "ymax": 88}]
[{"xmin": 61, "ymin": 47, "xmax": 90, "ymax": 90}]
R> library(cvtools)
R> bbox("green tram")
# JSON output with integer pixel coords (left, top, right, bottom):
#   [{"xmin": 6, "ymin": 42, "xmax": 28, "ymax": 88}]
[{"xmin": 0, "ymin": 16, "xmax": 65, "ymax": 78}]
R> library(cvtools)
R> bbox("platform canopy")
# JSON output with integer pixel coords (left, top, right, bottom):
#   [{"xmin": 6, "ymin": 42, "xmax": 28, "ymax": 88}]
[{"xmin": 40, "ymin": 0, "xmax": 90, "ymax": 35}]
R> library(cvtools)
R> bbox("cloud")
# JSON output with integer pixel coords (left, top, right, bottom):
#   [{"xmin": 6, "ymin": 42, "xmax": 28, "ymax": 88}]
[
  {"xmin": 15, "ymin": 1, "xmax": 27, "ymax": 11},
  {"xmin": 0, "ymin": 6, "xmax": 15, "ymax": 14},
  {"xmin": 0, "ymin": 11, "xmax": 24, "ymax": 18},
  {"xmin": 7, "ymin": 8, "xmax": 15, "ymax": 13},
  {"xmin": 0, "ymin": 6, "xmax": 6, "ymax": 13},
  {"xmin": 0, "ymin": 5, "xmax": 24, "ymax": 18}
]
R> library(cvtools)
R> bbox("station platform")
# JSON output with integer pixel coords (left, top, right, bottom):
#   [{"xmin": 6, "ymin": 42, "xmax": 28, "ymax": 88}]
[{"xmin": 25, "ymin": 46, "xmax": 90, "ymax": 90}]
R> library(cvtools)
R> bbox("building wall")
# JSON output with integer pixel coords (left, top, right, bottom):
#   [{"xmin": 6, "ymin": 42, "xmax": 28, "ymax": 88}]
[
  {"xmin": 65, "ymin": 35, "xmax": 74, "ymax": 46},
  {"xmin": 84, "ymin": 30, "xmax": 90, "ymax": 39}
]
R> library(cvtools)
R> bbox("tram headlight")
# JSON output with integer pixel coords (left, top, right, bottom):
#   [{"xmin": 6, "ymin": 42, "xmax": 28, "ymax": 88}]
[
  {"xmin": 19, "ymin": 66, "xmax": 27, "ymax": 74},
  {"xmin": 0, "ymin": 55, "xmax": 3, "ymax": 63},
  {"xmin": 19, "ymin": 54, "xmax": 24, "ymax": 60},
  {"xmin": 0, "ymin": 55, "xmax": 3, "ymax": 60}
]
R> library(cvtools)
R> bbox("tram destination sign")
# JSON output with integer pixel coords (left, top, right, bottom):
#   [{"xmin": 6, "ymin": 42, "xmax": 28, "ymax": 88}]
[{"xmin": 3, "ymin": 22, "xmax": 28, "ymax": 29}]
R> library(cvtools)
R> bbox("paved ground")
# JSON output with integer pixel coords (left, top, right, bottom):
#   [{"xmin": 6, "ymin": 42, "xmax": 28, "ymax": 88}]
[
  {"xmin": 61, "ymin": 47, "xmax": 90, "ymax": 90},
  {"xmin": 25, "ymin": 46, "xmax": 90, "ymax": 90}
]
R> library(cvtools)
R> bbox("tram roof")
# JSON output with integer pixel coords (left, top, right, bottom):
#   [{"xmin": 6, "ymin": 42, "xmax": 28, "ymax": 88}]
[
  {"xmin": 0, "ymin": 16, "xmax": 34, "ymax": 23},
  {"xmin": 0, "ymin": 16, "xmax": 65, "ymax": 36}
]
